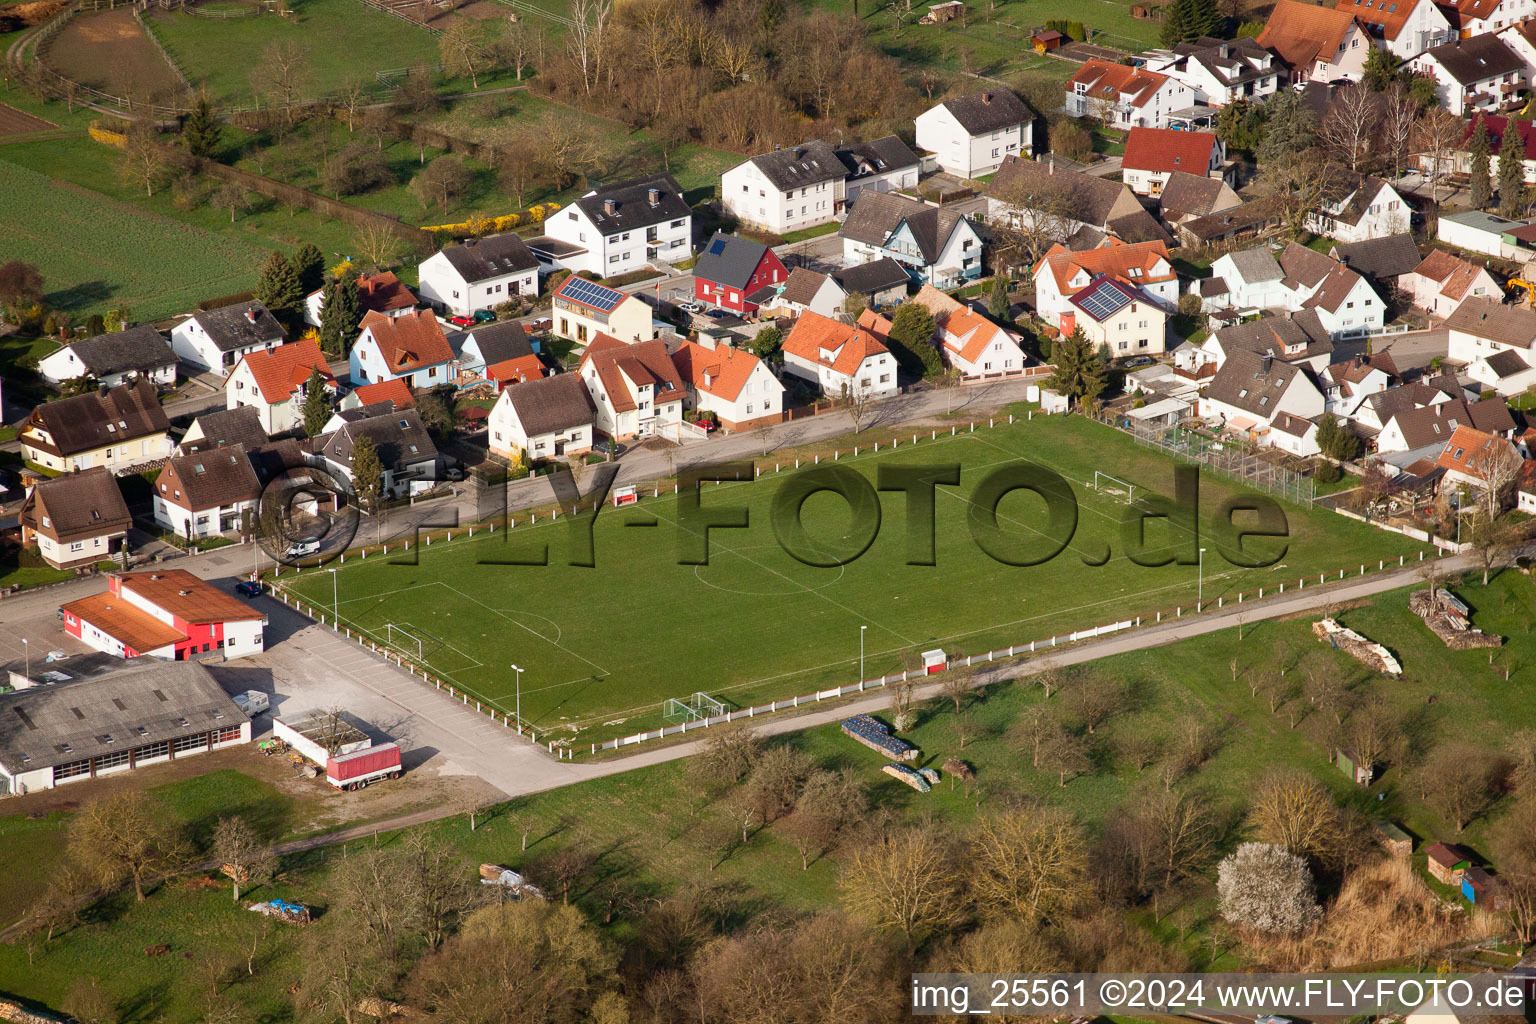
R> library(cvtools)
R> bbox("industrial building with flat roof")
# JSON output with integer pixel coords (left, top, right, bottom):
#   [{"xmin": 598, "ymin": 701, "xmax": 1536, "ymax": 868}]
[{"xmin": 0, "ymin": 662, "xmax": 250, "ymax": 794}]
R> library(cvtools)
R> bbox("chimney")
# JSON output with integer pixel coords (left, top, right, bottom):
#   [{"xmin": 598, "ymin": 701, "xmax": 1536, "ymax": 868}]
[
  {"xmin": 245, "ymin": 309, "xmax": 257, "ymax": 324},
  {"xmin": 1048, "ymin": 155, "xmax": 1055, "ymax": 175},
  {"xmin": 1262, "ymin": 353, "xmax": 1273, "ymax": 374},
  {"xmin": 604, "ymin": 198, "xmax": 618, "ymax": 216},
  {"xmin": 794, "ymin": 146, "xmax": 805, "ymax": 160},
  {"xmin": 648, "ymin": 188, "xmax": 661, "ymax": 206},
  {"xmin": 982, "ymin": 91, "xmax": 993, "ymax": 104}
]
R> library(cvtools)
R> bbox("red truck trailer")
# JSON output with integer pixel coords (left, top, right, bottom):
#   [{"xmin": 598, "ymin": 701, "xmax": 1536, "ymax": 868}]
[{"xmin": 325, "ymin": 742, "xmax": 402, "ymax": 791}]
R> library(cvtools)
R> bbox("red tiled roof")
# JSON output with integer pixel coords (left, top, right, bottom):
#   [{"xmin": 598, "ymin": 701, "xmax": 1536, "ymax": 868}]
[
  {"xmin": 356, "ymin": 272, "xmax": 416, "ymax": 315},
  {"xmin": 1435, "ymin": 423, "xmax": 1517, "ymax": 477},
  {"xmin": 783, "ymin": 311, "xmax": 892, "ymax": 379},
  {"xmin": 580, "ymin": 335, "xmax": 685, "ymax": 413},
  {"xmin": 1067, "ymin": 60, "xmax": 1170, "ymax": 109},
  {"xmin": 486, "ymin": 354, "xmax": 545, "ymax": 387},
  {"xmin": 1122, "ymin": 128, "xmax": 1220, "ymax": 175},
  {"xmin": 671, "ymin": 341, "xmax": 767, "ymax": 402},
  {"xmin": 1259, "ymin": 0, "xmax": 1360, "ymax": 69},
  {"xmin": 350, "ymin": 378, "xmax": 414, "ymax": 410},
  {"xmin": 235, "ymin": 339, "xmax": 333, "ymax": 405},
  {"xmin": 59, "ymin": 592, "xmax": 186, "ymax": 653},
  {"xmin": 359, "ymin": 310, "xmax": 453, "ymax": 374},
  {"xmin": 1411, "ymin": 249, "xmax": 1488, "ymax": 301},
  {"xmin": 117, "ymin": 569, "xmax": 266, "ymax": 624},
  {"xmin": 1335, "ymin": 0, "xmax": 1425, "ymax": 40},
  {"xmin": 1461, "ymin": 113, "xmax": 1536, "ymax": 162},
  {"xmin": 1441, "ymin": 0, "xmax": 1500, "ymax": 30},
  {"xmin": 1035, "ymin": 239, "xmax": 1175, "ymax": 294}
]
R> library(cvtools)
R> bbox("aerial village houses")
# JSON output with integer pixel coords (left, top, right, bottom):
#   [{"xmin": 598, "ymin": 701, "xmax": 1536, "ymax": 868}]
[
  {"xmin": 579, "ymin": 335, "xmax": 686, "ymax": 438},
  {"xmin": 1200, "ymin": 350, "xmax": 1327, "ymax": 442},
  {"xmin": 1033, "ymin": 240, "xmax": 1180, "ymax": 323},
  {"xmin": 985, "ymin": 155, "xmax": 1170, "ymax": 256},
  {"xmin": 455, "ymin": 320, "xmax": 544, "ymax": 387},
  {"xmin": 1194, "ymin": 311, "xmax": 1336, "ymax": 373},
  {"xmin": 1409, "ymin": 34, "xmax": 1527, "ymax": 115},
  {"xmin": 1140, "ymin": 36, "xmax": 1281, "ymax": 106},
  {"xmin": 721, "ymin": 139, "xmax": 847, "ymax": 234},
  {"xmin": 342, "ymin": 378, "xmax": 414, "ymax": 413},
  {"xmin": 152, "ymin": 447, "xmax": 262, "ymax": 540},
  {"xmin": 488, "ymin": 373, "xmax": 597, "ymax": 461},
  {"xmin": 416, "ymin": 234, "xmax": 539, "ymax": 317},
  {"xmin": 169, "ymin": 300, "xmax": 284, "ymax": 373},
  {"xmin": 831, "ymin": 260, "xmax": 913, "ymax": 311},
  {"xmin": 303, "ymin": 271, "xmax": 416, "ymax": 328},
  {"xmin": 1440, "ymin": 0, "xmax": 1536, "ymax": 41},
  {"xmin": 1305, "ymin": 175, "xmax": 1412, "ymax": 243},
  {"xmin": 321, "ymin": 408, "xmax": 439, "ymax": 500},
  {"xmin": 19, "ymin": 468, "xmax": 131, "ymax": 570},
  {"xmin": 19, "ymin": 379, "xmax": 173, "ymax": 474},
  {"xmin": 61, "ymin": 570, "xmax": 266, "ymax": 661},
  {"xmin": 781, "ymin": 311, "xmax": 900, "ymax": 400},
  {"xmin": 1436, "ymin": 424, "xmax": 1522, "ymax": 499},
  {"xmin": 911, "ymin": 285, "xmax": 1028, "ymax": 377},
  {"xmin": 693, "ymin": 233, "xmax": 789, "ymax": 315},
  {"xmin": 671, "ymin": 340, "xmax": 786, "ymax": 432},
  {"xmin": 1120, "ymin": 129, "xmax": 1226, "ymax": 197},
  {"xmin": 838, "ymin": 136, "xmax": 923, "ymax": 207},
  {"xmin": 914, "ymin": 89, "xmax": 1035, "ymax": 178},
  {"xmin": 349, "ymin": 310, "xmax": 454, "ymax": 388},
  {"xmin": 38, "ymin": 326, "xmax": 177, "ymax": 388},
  {"xmin": 544, "ymin": 174, "xmax": 693, "ymax": 276},
  {"xmin": 224, "ymin": 339, "xmax": 335, "ymax": 435},
  {"xmin": 1403, "ymin": 250, "xmax": 1502, "ymax": 315},
  {"xmin": 551, "ymin": 274, "xmax": 656, "ymax": 345},
  {"xmin": 179, "ymin": 406, "xmax": 268, "ymax": 455},
  {"xmin": 1157, "ymin": 171, "xmax": 1243, "ymax": 235},
  {"xmin": 1064, "ymin": 61, "xmax": 1194, "ymax": 130},
  {"xmin": 1445, "ymin": 297, "xmax": 1536, "ymax": 365},
  {"xmin": 1061, "ymin": 276, "xmax": 1170, "ymax": 356},
  {"xmin": 1257, "ymin": 0, "xmax": 1374, "ymax": 83},
  {"xmin": 839, "ymin": 192, "xmax": 984, "ymax": 289},
  {"xmin": 1328, "ymin": 233, "xmax": 1424, "ymax": 292},
  {"xmin": 1335, "ymin": 0, "xmax": 1454, "ymax": 58},
  {"xmin": 757, "ymin": 268, "xmax": 849, "ymax": 320}
]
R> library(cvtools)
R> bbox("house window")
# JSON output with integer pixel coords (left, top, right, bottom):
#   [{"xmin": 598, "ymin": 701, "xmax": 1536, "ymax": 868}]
[{"xmin": 69, "ymin": 541, "xmax": 83, "ymax": 553}]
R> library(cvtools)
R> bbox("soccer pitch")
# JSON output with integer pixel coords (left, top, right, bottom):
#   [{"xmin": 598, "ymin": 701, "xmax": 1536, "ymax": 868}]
[{"xmin": 285, "ymin": 414, "xmax": 1424, "ymax": 738}]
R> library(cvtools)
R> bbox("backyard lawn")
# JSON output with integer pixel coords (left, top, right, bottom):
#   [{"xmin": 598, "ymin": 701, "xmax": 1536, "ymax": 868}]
[{"xmin": 284, "ymin": 412, "xmax": 1423, "ymax": 741}]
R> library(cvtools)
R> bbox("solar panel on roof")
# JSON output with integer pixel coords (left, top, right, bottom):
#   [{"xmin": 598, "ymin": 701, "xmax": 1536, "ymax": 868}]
[
  {"xmin": 1078, "ymin": 283, "xmax": 1132, "ymax": 321},
  {"xmin": 709, "ymin": 239, "xmax": 728, "ymax": 255},
  {"xmin": 561, "ymin": 277, "xmax": 625, "ymax": 310}
]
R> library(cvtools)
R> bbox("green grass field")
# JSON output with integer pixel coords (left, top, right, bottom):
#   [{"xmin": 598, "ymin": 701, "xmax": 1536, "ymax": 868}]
[
  {"xmin": 284, "ymin": 414, "xmax": 1423, "ymax": 740},
  {"xmin": 148, "ymin": 0, "xmax": 446, "ymax": 105},
  {"xmin": 0, "ymin": 159, "xmax": 267, "ymax": 318}
]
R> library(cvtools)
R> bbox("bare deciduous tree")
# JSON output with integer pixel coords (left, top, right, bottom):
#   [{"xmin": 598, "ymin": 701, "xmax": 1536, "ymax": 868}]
[
  {"xmin": 1063, "ymin": 674, "xmax": 1125, "ymax": 735},
  {"xmin": 1419, "ymin": 742, "xmax": 1497, "ymax": 833},
  {"xmin": 1417, "ymin": 106, "xmax": 1466, "ymax": 204},
  {"xmin": 1318, "ymin": 84, "xmax": 1378, "ymax": 172},
  {"xmin": 1379, "ymin": 82, "xmax": 1418, "ymax": 178},
  {"xmin": 566, "ymin": 0, "xmax": 615, "ymax": 96},
  {"xmin": 69, "ymin": 792, "xmax": 187, "ymax": 903},
  {"xmin": 251, "ymin": 39, "xmax": 313, "ymax": 116},
  {"xmin": 1249, "ymin": 770, "xmax": 1341, "ymax": 863},
  {"xmin": 969, "ymin": 805, "xmax": 1088, "ymax": 923},
  {"xmin": 838, "ymin": 825, "xmax": 964, "ymax": 953},
  {"xmin": 211, "ymin": 816, "xmax": 276, "ymax": 902}
]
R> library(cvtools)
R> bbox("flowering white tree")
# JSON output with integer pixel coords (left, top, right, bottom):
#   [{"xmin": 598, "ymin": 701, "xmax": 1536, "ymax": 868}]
[{"xmin": 1217, "ymin": 842, "xmax": 1321, "ymax": 935}]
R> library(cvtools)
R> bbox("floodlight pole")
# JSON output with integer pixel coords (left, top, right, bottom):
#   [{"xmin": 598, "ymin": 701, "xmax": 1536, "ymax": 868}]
[
  {"xmin": 21, "ymin": 638, "xmax": 28, "ymax": 683},
  {"xmin": 327, "ymin": 568, "xmax": 338, "ymax": 626},
  {"xmin": 1198, "ymin": 547, "xmax": 1207, "ymax": 611},
  {"xmin": 859, "ymin": 625, "xmax": 867, "ymax": 682},
  {"xmin": 511, "ymin": 664, "xmax": 523, "ymax": 730}
]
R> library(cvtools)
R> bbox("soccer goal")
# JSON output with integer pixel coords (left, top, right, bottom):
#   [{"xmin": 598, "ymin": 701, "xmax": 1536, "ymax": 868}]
[
  {"xmin": 663, "ymin": 691, "xmax": 727, "ymax": 724},
  {"xmin": 383, "ymin": 623, "xmax": 424, "ymax": 660},
  {"xmin": 1092, "ymin": 470, "xmax": 1136, "ymax": 504}
]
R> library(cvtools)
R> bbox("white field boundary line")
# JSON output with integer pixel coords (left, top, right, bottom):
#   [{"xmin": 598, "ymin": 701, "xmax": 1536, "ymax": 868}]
[{"xmin": 267, "ymin": 412, "xmax": 1431, "ymax": 756}]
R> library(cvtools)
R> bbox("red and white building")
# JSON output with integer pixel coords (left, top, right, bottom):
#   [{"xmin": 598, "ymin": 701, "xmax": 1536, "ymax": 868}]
[
  {"xmin": 61, "ymin": 570, "xmax": 267, "ymax": 661},
  {"xmin": 1064, "ymin": 60, "xmax": 1194, "ymax": 129},
  {"xmin": 671, "ymin": 339, "xmax": 785, "ymax": 432},
  {"xmin": 225, "ymin": 339, "xmax": 336, "ymax": 435},
  {"xmin": 692, "ymin": 232, "xmax": 788, "ymax": 315},
  {"xmin": 1121, "ymin": 129, "xmax": 1226, "ymax": 197}
]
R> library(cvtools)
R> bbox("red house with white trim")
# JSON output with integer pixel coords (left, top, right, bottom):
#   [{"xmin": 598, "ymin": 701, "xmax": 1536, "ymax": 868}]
[
  {"xmin": 60, "ymin": 570, "xmax": 267, "ymax": 661},
  {"xmin": 692, "ymin": 232, "xmax": 788, "ymax": 315}
]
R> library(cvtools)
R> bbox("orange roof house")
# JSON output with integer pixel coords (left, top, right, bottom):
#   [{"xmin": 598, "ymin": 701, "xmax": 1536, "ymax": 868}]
[
  {"xmin": 1435, "ymin": 424, "xmax": 1521, "ymax": 497},
  {"xmin": 225, "ymin": 339, "xmax": 335, "ymax": 435},
  {"xmin": 60, "ymin": 569, "xmax": 266, "ymax": 661},
  {"xmin": 671, "ymin": 340, "xmax": 786, "ymax": 431},
  {"xmin": 304, "ymin": 270, "xmax": 417, "ymax": 329},
  {"xmin": 1258, "ymin": 0, "xmax": 1367, "ymax": 80},
  {"xmin": 781, "ymin": 310, "xmax": 900, "ymax": 398},
  {"xmin": 910, "ymin": 284, "xmax": 1028, "ymax": 375},
  {"xmin": 348, "ymin": 378, "xmax": 415, "ymax": 411},
  {"xmin": 1067, "ymin": 60, "xmax": 1174, "ymax": 112},
  {"xmin": 579, "ymin": 334, "xmax": 687, "ymax": 436},
  {"xmin": 1121, "ymin": 129, "xmax": 1224, "ymax": 196},
  {"xmin": 1033, "ymin": 239, "xmax": 1178, "ymax": 322},
  {"xmin": 485, "ymin": 354, "xmax": 546, "ymax": 389},
  {"xmin": 352, "ymin": 309, "xmax": 454, "ymax": 388}
]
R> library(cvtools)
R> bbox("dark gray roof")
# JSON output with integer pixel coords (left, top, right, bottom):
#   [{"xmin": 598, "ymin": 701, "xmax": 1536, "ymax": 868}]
[
  {"xmin": 323, "ymin": 408, "xmax": 438, "ymax": 473},
  {"xmin": 1483, "ymin": 348, "xmax": 1529, "ymax": 378},
  {"xmin": 1389, "ymin": 399, "xmax": 1473, "ymax": 449},
  {"xmin": 466, "ymin": 320, "xmax": 534, "ymax": 365},
  {"xmin": 747, "ymin": 139, "xmax": 845, "ymax": 191},
  {"xmin": 837, "ymin": 135, "xmax": 921, "ymax": 180},
  {"xmin": 1469, "ymin": 394, "xmax": 1516, "ymax": 433},
  {"xmin": 190, "ymin": 301, "xmax": 284, "ymax": 353},
  {"xmin": 503, "ymin": 373, "xmax": 596, "ymax": 436},
  {"xmin": 57, "ymin": 326, "xmax": 176, "ymax": 378},
  {"xmin": 1423, "ymin": 34, "xmax": 1525, "ymax": 85},
  {"xmin": 161, "ymin": 445, "xmax": 261, "ymax": 510},
  {"xmin": 1444, "ymin": 297, "xmax": 1536, "ymax": 349},
  {"xmin": 336, "ymin": 401, "xmax": 399, "ymax": 423},
  {"xmin": 25, "ymin": 380, "xmax": 171, "ymax": 458},
  {"xmin": 1158, "ymin": 170, "xmax": 1231, "ymax": 220},
  {"xmin": 1204, "ymin": 348, "xmax": 1312, "ymax": 418},
  {"xmin": 987, "ymin": 154, "xmax": 1130, "ymax": 227},
  {"xmin": 180, "ymin": 406, "xmax": 269, "ymax": 454},
  {"xmin": 438, "ymin": 233, "xmax": 539, "ymax": 284},
  {"xmin": 1330, "ymin": 233, "xmax": 1422, "ymax": 281},
  {"xmin": 938, "ymin": 88, "xmax": 1033, "ymax": 136},
  {"xmin": 573, "ymin": 173, "xmax": 689, "ymax": 233},
  {"xmin": 832, "ymin": 258, "xmax": 913, "ymax": 296},
  {"xmin": 1181, "ymin": 197, "xmax": 1283, "ymax": 241},
  {"xmin": 840, "ymin": 191, "xmax": 971, "ymax": 264},
  {"xmin": 1169, "ymin": 35, "xmax": 1276, "ymax": 88},
  {"xmin": 1213, "ymin": 311, "xmax": 1332, "ymax": 362},
  {"xmin": 778, "ymin": 268, "xmax": 832, "ymax": 306},
  {"xmin": 0, "ymin": 662, "xmax": 247, "ymax": 774},
  {"xmin": 694, "ymin": 232, "xmax": 771, "ymax": 290}
]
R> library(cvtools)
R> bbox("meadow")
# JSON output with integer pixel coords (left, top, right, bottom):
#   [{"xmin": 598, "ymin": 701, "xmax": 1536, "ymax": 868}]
[
  {"xmin": 283, "ymin": 413, "xmax": 1423, "ymax": 740},
  {"xmin": 0, "ymin": 159, "xmax": 266, "ymax": 318},
  {"xmin": 147, "ymin": 0, "xmax": 446, "ymax": 106}
]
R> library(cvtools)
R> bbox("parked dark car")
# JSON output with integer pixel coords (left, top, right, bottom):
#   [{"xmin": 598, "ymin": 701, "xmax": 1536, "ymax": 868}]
[{"xmin": 236, "ymin": 580, "xmax": 265, "ymax": 598}]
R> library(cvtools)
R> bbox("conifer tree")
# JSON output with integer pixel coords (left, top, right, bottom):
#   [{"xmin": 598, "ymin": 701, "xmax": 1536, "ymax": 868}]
[
  {"xmin": 302, "ymin": 367, "xmax": 330, "ymax": 437},
  {"xmin": 255, "ymin": 252, "xmax": 302, "ymax": 323},
  {"xmin": 183, "ymin": 95, "xmax": 223, "ymax": 160},
  {"xmin": 1470, "ymin": 117, "xmax": 1493, "ymax": 211}
]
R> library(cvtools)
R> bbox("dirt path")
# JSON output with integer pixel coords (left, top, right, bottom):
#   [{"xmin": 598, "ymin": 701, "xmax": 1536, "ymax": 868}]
[{"xmin": 41, "ymin": 7, "xmax": 184, "ymax": 104}]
